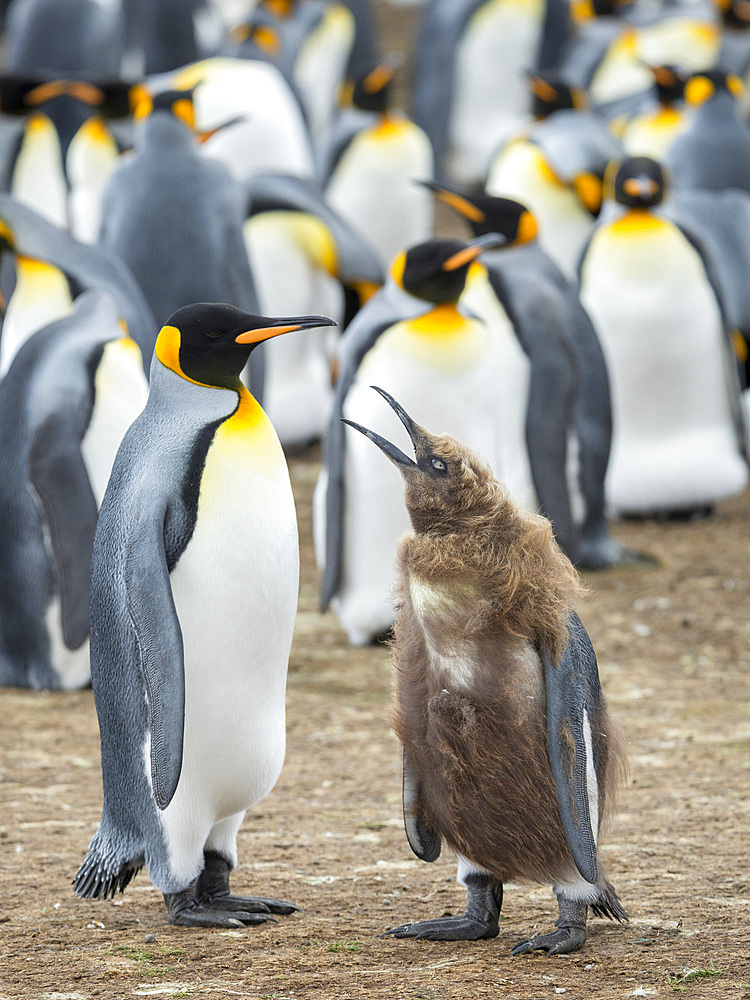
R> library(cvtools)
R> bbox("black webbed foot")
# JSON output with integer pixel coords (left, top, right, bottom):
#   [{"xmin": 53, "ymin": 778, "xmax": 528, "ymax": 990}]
[
  {"xmin": 511, "ymin": 924, "xmax": 587, "ymax": 956},
  {"xmin": 383, "ymin": 872, "xmax": 502, "ymax": 942}
]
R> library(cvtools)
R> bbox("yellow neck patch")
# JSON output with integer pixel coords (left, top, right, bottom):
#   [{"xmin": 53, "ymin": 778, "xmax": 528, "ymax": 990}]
[
  {"xmin": 409, "ymin": 304, "xmax": 465, "ymax": 334},
  {"xmin": 610, "ymin": 209, "xmax": 667, "ymax": 232}
]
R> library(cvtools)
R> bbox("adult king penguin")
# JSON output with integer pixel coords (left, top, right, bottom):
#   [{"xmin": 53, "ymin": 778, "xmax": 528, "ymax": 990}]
[
  {"xmin": 579, "ymin": 157, "xmax": 749, "ymax": 515},
  {"xmin": 0, "ymin": 291, "xmax": 147, "ymax": 690},
  {"xmin": 422, "ymin": 180, "xmax": 630, "ymax": 569},
  {"xmin": 74, "ymin": 303, "xmax": 335, "ymax": 925},
  {"xmin": 344, "ymin": 388, "xmax": 628, "ymax": 954},
  {"xmin": 316, "ymin": 234, "xmax": 505, "ymax": 646}
]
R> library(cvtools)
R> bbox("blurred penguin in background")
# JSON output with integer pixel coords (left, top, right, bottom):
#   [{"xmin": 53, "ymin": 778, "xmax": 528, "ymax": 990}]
[
  {"xmin": 0, "ymin": 292, "xmax": 147, "ymax": 690},
  {"xmin": 242, "ymin": 171, "xmax": 382, "ymax": 446},
  {"xmin": 0, "ymin": 194, "xmax": 158, "ymax": 368},
  {"xmin": 324, "ymin": 56, "xmax": 434, "ymax": 269},
  {"xmin": 579, "ymin": 156, "xmax": 749, "ymax": 516},
  {"xmin": 619, "ymin": 64, "xmax": 689, "ymax": 159},
  {"xmin": 0, "ymin": 77, "xmax": 131, "ymax": 240},
  {"xmin": 666, "ymin": 70, "xmax": 750, "ymax": 194},
  {"xmin": 486, "ymin": 109, "xmax": 621, "ymax": 277},
  {"xmin": 423, "ymin": 180, "xmax": 632, "ymax": 569},
  {"xmin": 316, "ymin": 234, "xmax": 507, "ymax": 646},
  {"xmin": 97, "ymin": 87, "xmax": 263, "ymax": 388},
  {"xmin": 411, "ymin": 0, "xmax": 573, "ymax": 184},
  {"xmin": 168, "ymin": 57, "xmax": 316, "ymax": 181},
  {"xmin": 411, "ymin": 0, "xmax": 571, "ymax": 186}
]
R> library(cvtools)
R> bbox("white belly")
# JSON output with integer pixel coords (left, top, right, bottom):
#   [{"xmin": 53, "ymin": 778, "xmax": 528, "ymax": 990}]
[
  {"xmin": 81, "ymin": 337, "xmax": 148, "ymax": 505},
  {"xmin": 160, "ymin": 410, "xmax": 299, "ymax": 871},
  {"xmin": 580, "ymin": 217, "xmax": 749, "ymax": 512},
  {"xmin": 243, "ymin": 216, "xmax": 341, "ymax": 445},
  {"xmin": 11, "ymin": 114, "xmax": 69, "ymax": 230},
  {"xmin": 461, "ymin": 268, "xmax": 535, "ymax": 504},
  {"xmin": 332, "ymin": 316, "xmax": 503, "ymax": 644}
]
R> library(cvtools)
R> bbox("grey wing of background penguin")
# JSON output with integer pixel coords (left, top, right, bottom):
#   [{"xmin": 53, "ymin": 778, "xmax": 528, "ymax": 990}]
[
  {"xmin": 667, "ymin": 187, "xmax": 750, "ymax": 403},
  {"xmin": 494, "ymin": 250, "xmax": 623, "ymax": 566},
  {"xmin": 484, "ymin": 263, "xmax": 581, "ymax": 561},
  {"xmin": 672, "ymin": 219, "xmax": 750, "ymax": 459},
  {"xmin": 0, "ymin": 194, "xmax": 158, "ymax": 369},
  {"xmin": 319, "ymin": 284, "xmax": 423, "ymax": 612},
  {"xmin": 541, "ymin": 611, "xmax": 605, "ymax": 885},
  {"xmin": 411, "ymin": 0, "xmax": 487, "ymax": 173},
  {"xmin": 244, "ymin": 172, "xmax": 383, "ymax": 289}
]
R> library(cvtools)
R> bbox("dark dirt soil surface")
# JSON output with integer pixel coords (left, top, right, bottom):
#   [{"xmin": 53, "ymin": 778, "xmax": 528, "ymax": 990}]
[
  {"xmin": 2, "ymin": 448, "xmax": 749, "ymax": 1000},
  {"xmin": 2, "ymin": 4, "xmax": 750, "ymax": 998}
]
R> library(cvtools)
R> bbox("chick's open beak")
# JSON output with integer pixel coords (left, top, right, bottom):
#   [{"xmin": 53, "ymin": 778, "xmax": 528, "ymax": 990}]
[{"xmin": 341, "ymin": 386, "xmax": 426, "ymax": 469}]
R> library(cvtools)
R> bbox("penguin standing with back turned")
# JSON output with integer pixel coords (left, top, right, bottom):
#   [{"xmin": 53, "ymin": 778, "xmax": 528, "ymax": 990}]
[
  {"xmin": 74, "ymin": 302, "xmax": 335, "ymax": 926},
  {"xmin": 344, "ymin": 387, "xmax": 628, "ymax": 955}
]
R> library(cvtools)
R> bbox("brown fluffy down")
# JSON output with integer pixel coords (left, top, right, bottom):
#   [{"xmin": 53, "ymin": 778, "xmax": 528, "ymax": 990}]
[
  {"xmin": 388, "ymin": 431, "xmax": 625, "ymax": 884},
  {"xmin": 397, "ymin": 434, "xmax": 584, "ymax": 664}
]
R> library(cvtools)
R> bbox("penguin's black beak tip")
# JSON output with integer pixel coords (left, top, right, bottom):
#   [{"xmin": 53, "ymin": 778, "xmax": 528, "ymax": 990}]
[{"xmin": 340, "ymin": 407, "xmax": 418, "ymax": 470}]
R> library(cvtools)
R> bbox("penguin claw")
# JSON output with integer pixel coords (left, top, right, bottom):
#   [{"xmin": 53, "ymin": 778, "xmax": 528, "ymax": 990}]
[
  {"xmin": 511, "ymin": 926, "xmax": 587, "ymax": 956},
  {"xmin": 382, "ymin": 914, "xmax": 499, "ymax": 941}
]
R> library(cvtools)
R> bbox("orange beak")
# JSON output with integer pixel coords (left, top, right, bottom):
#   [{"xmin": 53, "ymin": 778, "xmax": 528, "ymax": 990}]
[{"xmin": 235, "ymin": 314, "xmax": 335, "ymax": 345}]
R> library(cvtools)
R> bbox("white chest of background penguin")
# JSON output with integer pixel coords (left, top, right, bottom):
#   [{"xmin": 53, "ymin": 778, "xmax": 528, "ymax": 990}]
[
  {"xmin": 74, "ymin": 303, "xmax": 335, "ymax": 928},
  {"xmin": 579, "ymin": 157, "xmax": 749, "ymax": 515}
]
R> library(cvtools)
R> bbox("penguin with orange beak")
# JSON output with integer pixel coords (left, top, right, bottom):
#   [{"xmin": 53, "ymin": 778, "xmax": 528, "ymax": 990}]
[{"xmin": 74, "ymin": 302, "xmax": 335, "ymax": 928}]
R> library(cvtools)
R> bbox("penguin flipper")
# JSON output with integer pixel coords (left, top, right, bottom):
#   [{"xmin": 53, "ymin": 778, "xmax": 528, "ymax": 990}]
[
  {"xmin": 542, "ymin": 611, "xmax": 602, "ymax": 886},
  {"xmin": 402, "ymin": 748, "xmax": 441, "ymax": 862},
  {"xmin": 29, "ymin": 414, "xmax": 98, "ymax": 651},
  {"xmin": 124, "ymin": 511, "xmax": 185, "ymax": 811}
]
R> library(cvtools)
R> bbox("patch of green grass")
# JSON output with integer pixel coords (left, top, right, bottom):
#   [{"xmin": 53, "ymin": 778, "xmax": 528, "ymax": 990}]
[
  {"xmin": 668, "ymin": 964, "xmax": 725, "ymax": 991},
  {"xmin": 140, "ymin": 966, "xmax": 175, "ymax": 978},
  {"xmin": 111, "ymin": 944, "xmax": 154, "ymax": 962},
  {"xmin": 327, "ymin": 939, "xmax": 362, "ymax": 953}
]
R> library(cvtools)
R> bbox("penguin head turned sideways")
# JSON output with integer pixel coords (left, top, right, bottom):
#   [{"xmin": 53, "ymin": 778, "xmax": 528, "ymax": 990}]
[
  {"xmin": 608, "ymin": 156, "xmax": 667, "ymax": 210},
  {"xmin": 418, "ymin": 180, "xmax": 538, "ymax": 247},
  {"xmin": 348, "ymin": 58, "xmax": 400, "ymax": 113},
  {"xmin": 342, "ymin": 386, "xmax": 499, "ymax": 534},
  {"xmin": 156, "ymin": 302, "xmax": 334, "ymax": 390},
  {"xmin": 390, "ymin": 234, "xmax": 506, "ymax": 304}
]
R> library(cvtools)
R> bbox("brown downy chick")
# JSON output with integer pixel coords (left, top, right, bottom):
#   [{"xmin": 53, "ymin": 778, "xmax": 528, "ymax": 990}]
[{"xmin": 344, "ymin": 387, "xmax": 628, "ymax": 956}]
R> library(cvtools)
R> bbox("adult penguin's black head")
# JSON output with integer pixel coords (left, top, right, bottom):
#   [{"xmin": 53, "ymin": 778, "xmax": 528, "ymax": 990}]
[
  {"xmin": 526, "ymin": 70, "xmax": 587, "ymax": 118},
  {"xmin": 156, "ymin": 302, "xmax": 335, "ymax": 389},
  {"xmin": 350, "ymin": 58, "xmax": 399, "ymax": 113},
  {"xmin": 390, "ymin": 234, "xmax": 506, "ymax": 304},
  {"xmin": 420, "ymin": 179, "xmax": 538, "ymax": 245},
  {"xmin": 609, "ymin": 156, "xmax": 668, "ymax": 209},
  {"xmin": 648, "ymin": 64, "xmax": 688, "ymax": 106}
]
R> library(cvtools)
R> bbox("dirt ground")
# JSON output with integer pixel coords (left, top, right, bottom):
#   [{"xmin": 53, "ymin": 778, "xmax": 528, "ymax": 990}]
[
  {"xmin": 2, "ymin": 3, "xmax": 750, "ymax": 998},
  {"xmin": 1, "ymin": 447, "xmax": 749, "ymax": 1000}
]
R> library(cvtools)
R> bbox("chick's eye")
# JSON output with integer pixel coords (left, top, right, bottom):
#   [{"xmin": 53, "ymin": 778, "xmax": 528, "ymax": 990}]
[{"xmin": 431, "ymin": 457, "xmax": 446, "ymax": 472}]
